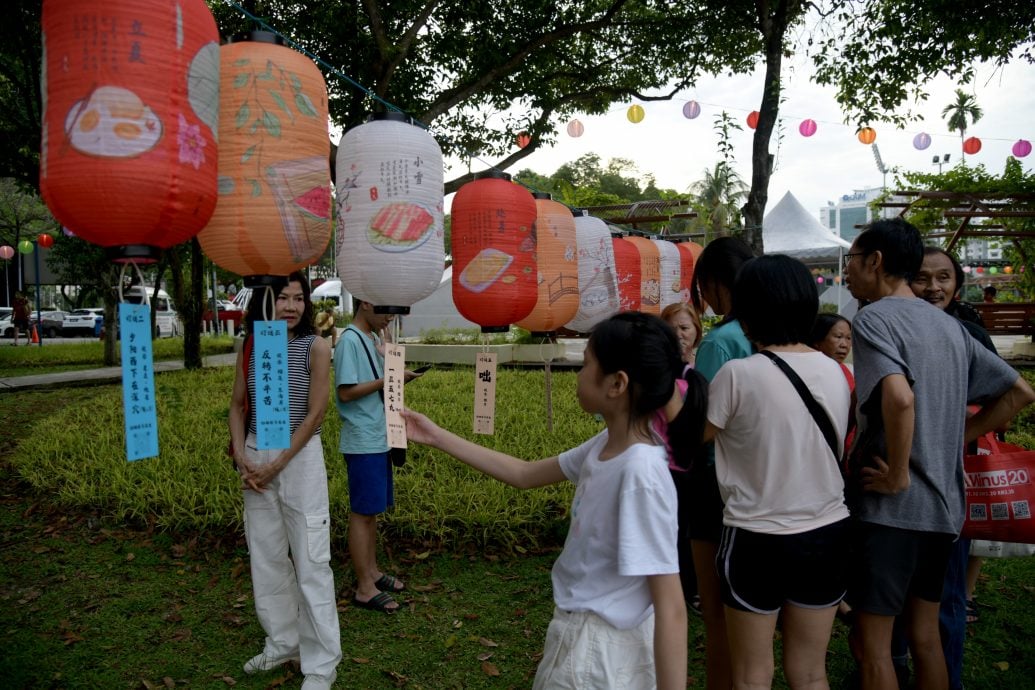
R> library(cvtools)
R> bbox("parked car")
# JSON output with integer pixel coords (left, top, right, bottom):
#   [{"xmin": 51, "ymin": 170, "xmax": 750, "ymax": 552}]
[
  {"xmin": 1, "ymin": 310, "xmax": 64, "ymax": 338},
  {"xmin": 62, "ymin": 308, "xmax": 104, "ymax": 336}
]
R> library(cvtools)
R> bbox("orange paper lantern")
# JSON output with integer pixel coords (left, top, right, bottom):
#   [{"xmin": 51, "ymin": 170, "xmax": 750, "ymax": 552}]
[
  {"xmin": 198, "ymin": 33, "xmax": 331, "ymax": 279},
  {"xmin": 515, "ymin": 194, "xmax": 579, "ymax": 334},
  {"xmin": 963, "ymin": 136, "xmax": 982, "ymax": 155},
  {"xmin": 746, "ymin": 111, "xmax": 760, "ymax": 129},
  {"xmin": 516, "ymin": 132, "xmax": 531, "ymax": 148},
  {"xmin": 675, "ymin": 242, "xmax": 698, "ymax": 301},
  {"xmin": 40, "ymin": 0, "xmax": 220, "ymax": 261},
  {"xmin": 450, "ymin": 172, "xmax": 538, "ymax": 332},
  {"xmin": 624, "ymin": 235, "xmax": 661, "ymax": 314},
  {"xmin": 857, "ymin": 127, "xmax": 876, "ymax": 144},
  {"xmin": 611, "ymin": 236, "xmax": 641, "ymax": 312}
]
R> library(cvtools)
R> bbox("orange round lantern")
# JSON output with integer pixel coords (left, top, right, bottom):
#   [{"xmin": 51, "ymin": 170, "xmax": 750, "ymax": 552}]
[
  {"xmin": 198, "ymin": 33, "xmax": 331, "ymax": 280},
  {"xmin": 963, "ymin": 136, "xmax": 982, "ymax": 155},
  {"xmin": 516, "ymin": 132, "xmax": 532, "ymax": 149},
  {"xmin": 566, "ymin": 212, "xmax": 620, "ymax": 333},
  {"xmin": 40, "ymin": 0, "xmax": 220, "ymax": 261},
  {"xmin": 857, "ymin": 127, "xmax": 877, "ymax": 144},
  {"xmin": 451, "ymin": 172, "xmax": 538, "ymax": 332},
  {"xmin": 624, "ymin": 235, "xmax": 661, "ymax": 314},
  {"xmin": 627, "ymin": 105, "xmax": 645, "ymax": 124},
  {"xmin": 611, "ymin": 235, "xmax": 642, "ymax": 312},
  {"xmin": 515, "ymin": 194, "xmax": 579, "ymax": 335},
  {"xmin": 746, "ymin": 111, "xmax": 760, "ymax": 129}
]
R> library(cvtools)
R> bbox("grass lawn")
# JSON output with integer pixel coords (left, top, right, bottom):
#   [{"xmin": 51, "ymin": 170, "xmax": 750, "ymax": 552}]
[{"xmin": 2, "ymin": 369, "xmax": 1035, "ymax": 688}]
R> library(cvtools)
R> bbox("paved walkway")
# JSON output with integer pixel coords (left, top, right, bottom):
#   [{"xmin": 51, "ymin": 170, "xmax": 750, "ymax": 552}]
[{"xmin": 0, "ymin": 352, "xmax": 238, "ymax": 392}]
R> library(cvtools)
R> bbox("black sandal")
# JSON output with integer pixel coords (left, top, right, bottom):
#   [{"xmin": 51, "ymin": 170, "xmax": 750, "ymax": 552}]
[{"xmin": 352, "ymin": 591, "xmax": 399, "ymax": 614}]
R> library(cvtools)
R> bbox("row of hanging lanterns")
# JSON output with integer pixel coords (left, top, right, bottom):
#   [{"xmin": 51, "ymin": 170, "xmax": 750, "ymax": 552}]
[{"xmin": 0, "ymin": 233, "xmax": 55, "ymax": 258}]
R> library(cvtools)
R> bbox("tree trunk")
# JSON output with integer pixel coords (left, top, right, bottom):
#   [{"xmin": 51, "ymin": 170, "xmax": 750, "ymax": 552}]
[{"xmin": 182, "ymin": 239, "xmax": 204, "ymax": 369}]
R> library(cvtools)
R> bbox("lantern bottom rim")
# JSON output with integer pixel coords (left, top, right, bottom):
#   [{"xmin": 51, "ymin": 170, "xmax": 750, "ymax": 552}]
[
  {"xmin": 106, "ymin": 245, "xmax": 162, "ymax": 264},
  {"xmin": 373, "ymin": 305, "xmax": 411, "ymax": 315}
]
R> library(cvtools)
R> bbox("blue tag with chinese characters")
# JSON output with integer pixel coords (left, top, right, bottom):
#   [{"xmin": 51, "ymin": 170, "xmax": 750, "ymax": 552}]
[
  {"xmin": 119, "ymin": 302, "xmax": 159, "ymax": 461},
  {"xmin": 253, "ymin": 320, "xmax": 291, "ymax": 450}
]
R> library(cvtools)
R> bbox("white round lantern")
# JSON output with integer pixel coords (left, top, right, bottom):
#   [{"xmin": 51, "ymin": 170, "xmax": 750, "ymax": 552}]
[
  {"xmin": 566, "ymin": 212, "xmax": 620, "ymax": 333},
  {"xmin": 652, "ymin": 238, "xmax": 683, "ymax": 310},
  {"xmin": 336, "ymin": 112, "xmax": 444, "ymax": 312}
]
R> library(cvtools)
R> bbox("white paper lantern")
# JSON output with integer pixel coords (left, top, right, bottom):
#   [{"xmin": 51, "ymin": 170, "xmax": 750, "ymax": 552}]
[
  {"xmin": 336, "ymin": 112, "xmax": 444, "ymax": 312},
  {"xmin": 566, "ymin": 212, "xmax": 620, "ymax": 333},
  {"xmin": 653, "ymin": 238, "xmax": 683, "ymax": 310}
]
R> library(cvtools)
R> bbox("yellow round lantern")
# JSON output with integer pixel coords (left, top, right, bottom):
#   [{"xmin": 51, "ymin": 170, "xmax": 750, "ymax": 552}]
[
  {"xmin": 857, "ymin": 127, "xmax": 877, "ymax": 145},
  {"xmin": 627, "ymin": 105, "xmax": 645, "ymax": 124}
]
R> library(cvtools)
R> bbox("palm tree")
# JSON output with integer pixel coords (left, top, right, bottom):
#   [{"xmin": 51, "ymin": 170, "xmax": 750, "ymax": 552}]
[
  {"xmin": 689, "ymin": 162, "xmax": 748, "ymax": 241},
  {"xmin": 942, "ymin": 89, "xmax": 983, "ymax": 153}
]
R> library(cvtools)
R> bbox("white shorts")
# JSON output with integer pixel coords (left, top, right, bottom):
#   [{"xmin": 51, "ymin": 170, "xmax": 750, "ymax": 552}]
[{"xmin": 533, "ymin": 607, "xmax": 655, "ymax": 690}]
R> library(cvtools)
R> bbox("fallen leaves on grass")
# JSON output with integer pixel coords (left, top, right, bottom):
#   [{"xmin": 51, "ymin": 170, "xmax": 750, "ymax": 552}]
[
  {"xmin": 478, "ymin": 637, "xmax": 499, "ymax": 647},
  {"xmin": 481, "ymin": 661, "xmax": 500, "ymax": 676}
]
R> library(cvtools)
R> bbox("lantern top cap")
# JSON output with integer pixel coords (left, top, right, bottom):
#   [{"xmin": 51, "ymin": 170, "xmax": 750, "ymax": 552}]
[
  {"xmin": 227, "ymin": 31, "xmax": 285, "ymax": 46},
  {"xmin": 367, "ymin": 111, "xmax": 420, "ymax": 126},
  {"xmin": 472, "ymin": 170, "xmax": 511, "ymax": 182}
]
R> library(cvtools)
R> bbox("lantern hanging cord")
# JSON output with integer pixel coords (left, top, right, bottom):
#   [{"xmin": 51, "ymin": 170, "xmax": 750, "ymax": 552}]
[
  {"xmin": 259, "ymin": 285, "xmax": 276, "ymax": 323},
  {"xmin": 117, "ymin": 261, "xmax": 150, "ymax": 309}
]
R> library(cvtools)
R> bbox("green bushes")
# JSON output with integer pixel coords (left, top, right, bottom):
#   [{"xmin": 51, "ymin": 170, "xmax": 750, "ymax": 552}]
[
  {"xmin": 0, "ymin": 336, "xmax": 235, "ymax": 372},
  {"xmin": 9, "ymin": 366, "xmax": 597, "ymax": 550}
]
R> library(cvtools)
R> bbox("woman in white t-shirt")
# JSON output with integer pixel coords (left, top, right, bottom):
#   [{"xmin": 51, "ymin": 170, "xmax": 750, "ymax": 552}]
[
  {"xmin": 402, "ymin": 312, "xmax": 708, "ymax": 690},
  {"xmin": 704, "ymin": 255, "xmax": 851, "ymax": 689}
]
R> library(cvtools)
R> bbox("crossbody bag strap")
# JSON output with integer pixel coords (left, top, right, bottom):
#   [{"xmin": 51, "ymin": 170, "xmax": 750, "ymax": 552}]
[
  {"xmin": 346, "ymin": 326, "xmax": 384, "ymax": 402},
  {"xmin": 757, "ymin": 350, "xmax": 840, "ymax": 464}
]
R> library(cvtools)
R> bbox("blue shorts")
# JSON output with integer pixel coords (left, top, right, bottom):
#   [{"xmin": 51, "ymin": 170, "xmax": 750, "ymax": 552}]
[{"xmin": 344, "ymin": 452, "xmax": 394, "ymax": 516}]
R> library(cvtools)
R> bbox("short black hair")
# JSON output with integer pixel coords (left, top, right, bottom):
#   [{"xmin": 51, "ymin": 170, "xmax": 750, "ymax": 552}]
[
  {"xmin": 734, "ymin": 254, "xmax": 818, "ymax": 346},
  {"xmin": 689, "ymin": 236, "xmax": 755, "ymax": 319},
  {"xmin": 853, "ymin": 217, "xmax": 923, "ymax": 281},
  {"xmin": 809, "ymin": 313, "xmax": 850, "ymax": 348},
  {"xmin": 919, "ymin": 246, "xmax": 965, "ymax": 296},
  {"xmin": 244, "ymin": 271, "xmax": 315, "ymax": 337}
]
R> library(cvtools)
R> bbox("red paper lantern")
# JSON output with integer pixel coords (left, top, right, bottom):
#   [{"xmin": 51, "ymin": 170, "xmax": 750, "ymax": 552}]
[
  {"xmin": 37, "ymin": 233, "xmax": 55, "ymax": 249},
  {"xmin": 516, "ymin": 132, "xmax": 531, "ymax": 148},
  {"xmin": 566, "ymin": 120, "xmax": 585, "ymax": 138},
  {"xmin": 1013, "ymin": 140, "xmax": 1032, "ymax": 158},
  {"xmin": 963, "ymin": 137, "xmax": 982, "ymax": 155},
  {"xmin": 198, "ymin": 33, "xmax": 331, "ymax": 279},
  {"xmin": 624, "ymin": 235, "xmax": 661, "ymax": 315},
  {"xmin": 451, "ymin": 172, "xmax": 538, "ymax": 332},
  {"xmin": 611, "ymin": 236, "xmax": 642, "ymax": 312},
  {"xmin": 857, "ymin": 127, "xmax": 876, "ymax": 145},
  {"xmin": 746, "ymin": 111, "xmax": 760, "ymax": 129},
  {"xmin": 515, "ymin": 194, "xmax": 579, "ymax": 334},
  {"xmin": 40, "ymin": 0, "xmax": 220, "ymax": 261},
  {"xmin": 799, "ymin": 119, "xmax": 817, "ymax": 137},
  {"xmin": 675, "ymin": 242, "xmax": 698, "ymax": 300}
]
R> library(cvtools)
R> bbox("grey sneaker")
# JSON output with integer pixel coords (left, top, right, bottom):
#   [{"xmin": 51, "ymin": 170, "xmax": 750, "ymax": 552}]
[
  {"xmin": 243, "ymin": 649, "xmax": 300, "ymax": 674},
  {"xmin": 301, "ymin": 670, "xmax": 337, "ymax": 689}
]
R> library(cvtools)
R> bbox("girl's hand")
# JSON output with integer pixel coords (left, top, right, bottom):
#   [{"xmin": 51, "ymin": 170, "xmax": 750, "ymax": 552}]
[{"xmin": 400, "ymin": 408, "xmax": 441, "ymax": 446}]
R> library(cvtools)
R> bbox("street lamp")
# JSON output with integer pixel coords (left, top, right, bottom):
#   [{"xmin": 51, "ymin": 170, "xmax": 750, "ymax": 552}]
[{"xmin": 933, "ymin": 153, "xmax": 951, "ymax": 173}]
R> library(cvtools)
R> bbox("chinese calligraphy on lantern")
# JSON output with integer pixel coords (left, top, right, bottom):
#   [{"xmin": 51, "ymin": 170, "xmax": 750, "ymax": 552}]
[
  {"xmin": 119, "ymin": 303, "xmax": 158, "ymax": 461},
  {"xmin": 384, "ymin": 344, "xmax": 407, "ymax": 449},
  {"xmin": 254, "ymin": 321, "xmax": 290, "ymax": 450},
  {"xmin": 474, "ymin": 352, "xmax": 498, "ymax": 435}
]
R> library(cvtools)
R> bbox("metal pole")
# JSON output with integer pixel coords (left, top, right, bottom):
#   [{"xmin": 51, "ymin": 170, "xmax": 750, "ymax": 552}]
[
  {"xmin": 33, "ymin": 242, "xmax": 43, "ymax": 347},
  {"xmin": 211, "ymin": 263, "xmax": 221, "ymax": 336}
]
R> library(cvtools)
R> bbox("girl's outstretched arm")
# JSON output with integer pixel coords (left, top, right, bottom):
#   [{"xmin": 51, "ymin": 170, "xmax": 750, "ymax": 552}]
[
  {"xmin": 648, "ymin": 573, "xmax": 688, "ymax": 690},
  {"xmin": 401, "ymin": 408, "xmax": 566, "ymax": 489}
]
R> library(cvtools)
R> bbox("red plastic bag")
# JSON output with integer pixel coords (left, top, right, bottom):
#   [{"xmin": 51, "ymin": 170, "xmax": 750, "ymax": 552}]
[{"xmin": 962, "ymin": 434, "xmax": 1035, "ymax": 544}]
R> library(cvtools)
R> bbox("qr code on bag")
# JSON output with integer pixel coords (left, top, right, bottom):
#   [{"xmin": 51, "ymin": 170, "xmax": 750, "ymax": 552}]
[
  {"xmin": 970, "ymin": 503, "xmax": 988, "ymax": 521},
  {"xmin": 991, "ymin": 502, "xmax": 1010, "ymax": 520},
  {"xmin": 1012, "ymin": 501, "xmax": 1031, "ymax": 520}
]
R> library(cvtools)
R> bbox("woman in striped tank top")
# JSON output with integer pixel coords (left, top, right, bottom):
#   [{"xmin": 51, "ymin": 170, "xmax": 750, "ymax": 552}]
[{"xmin": 229, "ymin": 271, "xmax": 341, "ymax": 689}]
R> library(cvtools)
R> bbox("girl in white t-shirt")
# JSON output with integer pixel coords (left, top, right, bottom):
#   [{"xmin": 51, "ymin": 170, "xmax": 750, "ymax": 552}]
[{"xmin": 402, "ymin": 312, "xmax": 707, "ymax": 690}]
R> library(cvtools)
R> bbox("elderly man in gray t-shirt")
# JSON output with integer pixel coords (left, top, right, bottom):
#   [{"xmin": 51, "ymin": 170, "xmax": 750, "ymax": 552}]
[{"xmin": 843, "ymin": 218, "xmax": 1034, "ymax": 690}]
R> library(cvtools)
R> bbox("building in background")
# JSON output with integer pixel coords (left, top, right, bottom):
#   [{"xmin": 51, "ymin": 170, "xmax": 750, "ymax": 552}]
[{"xmin": 820, "ymin": 187, "xmax": 893, "ymax": 244}]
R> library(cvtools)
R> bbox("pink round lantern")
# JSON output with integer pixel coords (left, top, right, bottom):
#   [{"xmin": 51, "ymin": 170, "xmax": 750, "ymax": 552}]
[
  {"xmin": 798, "ymin": 119, "xmax": 817, "ymax": 137},
  {"xmin": 566, "ymin": 120, "xmax": 584, "ymax": 138},
  {"xmin": 746, "ymin": 111, "xmax": 760, "ymax": 129},
  {"xmin": 963, "ymin": 137, "xmax": 982, "ymax": 155},
  {"xmin": 37, "ymin": 233, "xmax": 55, "ymax": 249},
  {"xmin": 913, "ymin": 132, "xmax": 932, "ymax": 150},
  {"xmin": 1013, "ymin": 140, "xmax": 1032, "ymax": 158},
  {"xmin": 682, "ymin": 101, "xmax": 701, "ymax": 119},
  {"xmin": 41, "ymin": 0, "xmax": 220, "ymax": 262},
  {"xmin": 0, "ymin": 245, "xmax": 14, "ymax": 260}
]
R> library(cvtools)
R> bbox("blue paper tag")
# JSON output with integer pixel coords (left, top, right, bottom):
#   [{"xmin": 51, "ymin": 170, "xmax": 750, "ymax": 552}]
[
  {"xmin": 119, "ymin": 303, "xmax": 159, "ymax": 461},
  {"xmin": 253, "ymin": 320, "xmax": 291, "ymax": 450}
]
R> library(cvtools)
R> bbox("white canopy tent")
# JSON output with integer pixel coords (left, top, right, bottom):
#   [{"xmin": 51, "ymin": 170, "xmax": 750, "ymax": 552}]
[{"xmin": 762, "ymin": 191, "xmax": 852, "ymax": 264}]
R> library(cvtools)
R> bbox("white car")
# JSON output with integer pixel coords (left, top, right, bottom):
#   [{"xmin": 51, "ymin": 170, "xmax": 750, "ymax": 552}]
[{"xmin": 63, "ymin": 308, "xmax": 104, "ymax": 336}]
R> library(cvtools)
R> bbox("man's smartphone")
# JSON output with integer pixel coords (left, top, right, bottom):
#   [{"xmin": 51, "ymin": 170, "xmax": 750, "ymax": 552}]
[{"xmin": 412, "ymin": 364, "xmax": 432, "ymax": 374}]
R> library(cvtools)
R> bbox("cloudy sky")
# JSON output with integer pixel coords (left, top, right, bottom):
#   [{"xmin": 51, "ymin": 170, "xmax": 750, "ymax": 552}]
[{"xmin": 446, "ymin": 50, "xmax": 1035, "ymax": 225}]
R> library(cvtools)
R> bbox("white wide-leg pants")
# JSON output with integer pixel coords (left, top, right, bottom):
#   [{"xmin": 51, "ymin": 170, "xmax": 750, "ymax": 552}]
[{"xmin": 243, "ymin": 434, "xmax": 341, "ymax": 678}]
